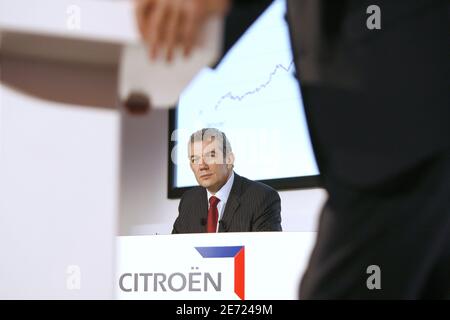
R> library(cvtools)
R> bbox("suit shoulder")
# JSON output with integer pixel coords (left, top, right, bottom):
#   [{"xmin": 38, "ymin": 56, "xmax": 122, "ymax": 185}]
[
  {"xmin": 180, "ymin": 186, "xmax": 205, "ymax": 202},
  {"xmin": 239, "ymin": 175, "xmax": 279, "ymax": 198}
]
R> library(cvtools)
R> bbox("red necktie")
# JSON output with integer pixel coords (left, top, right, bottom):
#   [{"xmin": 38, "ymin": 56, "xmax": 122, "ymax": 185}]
[{"xmin": 207, "ymin": 196, "xmax": 220, "ymax": 233}]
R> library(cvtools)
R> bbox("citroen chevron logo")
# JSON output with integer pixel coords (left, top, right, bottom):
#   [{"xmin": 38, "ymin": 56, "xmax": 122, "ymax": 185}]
[{"xmin": 195, "ymin": 246, "xmax": 245, "ymax": 300}]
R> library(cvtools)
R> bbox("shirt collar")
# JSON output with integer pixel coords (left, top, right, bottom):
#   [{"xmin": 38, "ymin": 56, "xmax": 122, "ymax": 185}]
[{"xmin": 207, "ymin": 171, "xmax": 234, "ymax": 204}]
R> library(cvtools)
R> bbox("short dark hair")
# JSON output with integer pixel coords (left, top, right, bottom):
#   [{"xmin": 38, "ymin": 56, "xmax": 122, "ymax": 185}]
[{"xmin": 188, "ymin": 128, "xmax": 232, "ymax": 159}]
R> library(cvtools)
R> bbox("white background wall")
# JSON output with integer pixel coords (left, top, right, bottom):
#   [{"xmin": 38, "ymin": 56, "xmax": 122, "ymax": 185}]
[{"xmin": 119, "ymin": 109, "xmax": 327, "ymax": 236}]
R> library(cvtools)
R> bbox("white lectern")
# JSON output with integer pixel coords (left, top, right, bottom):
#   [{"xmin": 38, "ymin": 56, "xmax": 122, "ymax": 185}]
[{"xmin": 116, "ymin": 232, "xmax": 316, "ymax": 300}]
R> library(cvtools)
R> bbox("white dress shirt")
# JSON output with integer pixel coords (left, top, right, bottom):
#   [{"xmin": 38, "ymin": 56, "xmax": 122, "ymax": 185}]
[{"xmin": 206, "ymin": 171, "xmax": 235, "ymax": 232}]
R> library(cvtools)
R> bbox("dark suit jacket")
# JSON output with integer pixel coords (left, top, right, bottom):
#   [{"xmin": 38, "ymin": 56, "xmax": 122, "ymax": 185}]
[
  {"xmin": 172, "ymin": 173, "xmax": 282, "ymax": 233},
  {"xmin": 286, "ymin": 0, "xmax": 450, "ymax": 299},
  {"xmin": 286, "ymin": 0, "xmax": 450, "ymax": 189}
]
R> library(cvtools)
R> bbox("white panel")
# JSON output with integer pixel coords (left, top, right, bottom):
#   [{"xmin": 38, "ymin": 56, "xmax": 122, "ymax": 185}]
[
  {"xmin": 0, "ymin": 85, "xmax": 120, "ymax": 299},
  {"xmin": 0, "ymin": 0, "xmax": 139, "ymax": 44}
]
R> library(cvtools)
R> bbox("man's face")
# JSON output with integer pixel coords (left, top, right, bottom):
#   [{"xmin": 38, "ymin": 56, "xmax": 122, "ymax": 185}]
[{"xmin": 189, "ymin": 139, "xmax": 234, "ymax": 194}]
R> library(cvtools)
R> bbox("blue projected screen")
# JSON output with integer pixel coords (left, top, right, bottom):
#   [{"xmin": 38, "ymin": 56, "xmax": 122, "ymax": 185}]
[{"xmin": 171, "ymin": 0, "xmax": 319, "ymax": 189}]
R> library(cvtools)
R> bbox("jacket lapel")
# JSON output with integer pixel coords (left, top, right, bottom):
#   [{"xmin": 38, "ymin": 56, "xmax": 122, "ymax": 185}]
[
  {"xmin": 219, "ymin": 173, "xmax": 242, "ymax": 232},
  {"xmin": 198, "ymin": 188, "xmax": 208, "ymax": 232}
]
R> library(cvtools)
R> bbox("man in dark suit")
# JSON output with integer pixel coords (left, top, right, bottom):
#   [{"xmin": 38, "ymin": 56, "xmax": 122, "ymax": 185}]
[
  {"xmin": 172, "ymin": 128, "xmax": 282, "ymax": 233},
  {"xmin": 286, "ymin": 0, "xmax": 450, "ymax": 298}
]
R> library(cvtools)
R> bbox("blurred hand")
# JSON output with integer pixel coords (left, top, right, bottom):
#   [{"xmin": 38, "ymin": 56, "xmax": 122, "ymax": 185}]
[{"xmin": 135, "ymin": 0, "xmax": 231, "ymax": 62}]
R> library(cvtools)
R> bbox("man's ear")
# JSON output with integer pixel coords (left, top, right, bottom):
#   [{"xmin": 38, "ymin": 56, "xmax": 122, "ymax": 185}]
[{"xmin": 226, "ymin": 152, "xmax": 235, "ymax": 168}]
